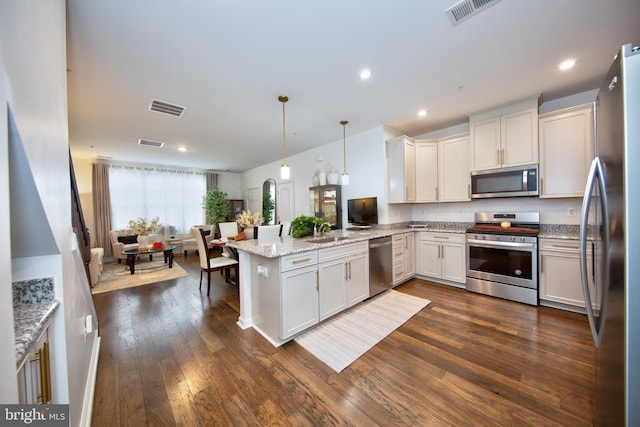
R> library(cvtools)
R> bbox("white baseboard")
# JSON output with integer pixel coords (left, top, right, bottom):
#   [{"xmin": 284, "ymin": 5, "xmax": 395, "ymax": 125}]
[{"xmin": 79, "ymin": 335, "xmax": 101, "ymax": 427}]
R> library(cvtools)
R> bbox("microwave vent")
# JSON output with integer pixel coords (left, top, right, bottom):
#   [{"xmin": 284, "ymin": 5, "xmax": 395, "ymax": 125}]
[{"xmin": 446, "ymin": 0, "xmax": 501, "ymax": 26}]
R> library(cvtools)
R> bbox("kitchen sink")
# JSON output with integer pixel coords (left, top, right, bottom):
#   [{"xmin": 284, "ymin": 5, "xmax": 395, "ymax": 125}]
[{"xmin": 306, "ymin": 236, "xmax": 351, "ymax": 244}]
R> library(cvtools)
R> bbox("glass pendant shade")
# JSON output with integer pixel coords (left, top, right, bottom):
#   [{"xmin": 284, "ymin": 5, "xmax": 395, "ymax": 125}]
[
  {"xmin": 341, "ymin": 120, "xmax": 349, "ymax": 185},
  {"xmin": 281, "ymin": 164, "xmax": 290, "ymax": 180},
  {"xmin": 279, "ymin": 96, "xmax": 290, "ymax": 180}
]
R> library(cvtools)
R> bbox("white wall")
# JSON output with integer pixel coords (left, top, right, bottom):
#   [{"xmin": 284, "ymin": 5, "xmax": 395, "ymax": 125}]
[
  {"xmin": 1, "ymin": 2, "xmax": 98, "ymax": 425},
  {"xmin": 241, "ymin": 125, "xmax": 394, "ymax": 225}
]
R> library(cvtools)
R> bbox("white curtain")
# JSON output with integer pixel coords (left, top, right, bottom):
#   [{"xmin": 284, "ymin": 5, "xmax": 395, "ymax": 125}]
[{"xmin": 108, "ymin": 165, "xmax": 207, "ymax": 236}]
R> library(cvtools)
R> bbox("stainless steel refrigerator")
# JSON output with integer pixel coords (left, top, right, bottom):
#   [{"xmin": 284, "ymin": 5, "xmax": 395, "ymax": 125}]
[{"xmin": 580, "ymin": 43, "xmax": 639, "ymax": 426}]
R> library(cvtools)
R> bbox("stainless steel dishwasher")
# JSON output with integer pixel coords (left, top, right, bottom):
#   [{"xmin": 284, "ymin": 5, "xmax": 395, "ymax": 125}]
[{"xmin": 369, "ymin": 236, "xmax": 393, "ymax": 297}]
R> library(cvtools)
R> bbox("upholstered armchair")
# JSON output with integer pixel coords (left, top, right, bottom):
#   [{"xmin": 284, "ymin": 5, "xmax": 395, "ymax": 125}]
[
  {"xmin": 109, "ymin": 229, "xmax": 139, "ymax": 263},
  {"xmin": 181, "ymin": 225, "xmax": 215, "ymax": 256}
]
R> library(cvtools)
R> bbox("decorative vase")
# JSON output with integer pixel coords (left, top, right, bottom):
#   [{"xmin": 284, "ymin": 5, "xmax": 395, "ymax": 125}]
[
  {"xmin": 312, "ymin": 170, "xmax": 320, "ymax": 186},
  {"xmin": 243, "ymin": 226, "xmax": 255, "ymax": 240},
  {"xmin": 137, "ymin": 234, "xmax": 151, "ymax": 246},
  {"xmin": 327, "ymin": 167, "xmax": 339, "ymax": 185},
  {"xmin": 318, "ymin": 168, "xmax": 327, "ymax": 186}
]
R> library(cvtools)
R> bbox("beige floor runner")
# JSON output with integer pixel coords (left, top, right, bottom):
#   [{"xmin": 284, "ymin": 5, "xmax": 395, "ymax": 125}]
[{"xmin": 294, "ymin": 290, "xmax": 430, "ymax": 373}]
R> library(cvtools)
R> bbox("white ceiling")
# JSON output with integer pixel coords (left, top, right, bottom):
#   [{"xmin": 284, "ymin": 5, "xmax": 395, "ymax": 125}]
[{"xmin": 66, "ymin": 0, "xmax": 640, "ymax": 172}]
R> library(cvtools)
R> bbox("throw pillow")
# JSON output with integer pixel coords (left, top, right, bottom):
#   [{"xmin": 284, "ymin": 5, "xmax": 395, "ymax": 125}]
[
  {"xmin": 202, "ymin": 229, "xmax": 211, "ymax": 236},
  {"xmin": 117, "ymin": 234, "xmax": 138, "ymax": 244}
]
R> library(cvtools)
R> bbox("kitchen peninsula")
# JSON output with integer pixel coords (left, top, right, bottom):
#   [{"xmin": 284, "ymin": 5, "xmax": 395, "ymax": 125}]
[
  {"xmin": 228, "ymin": 230, "xmax": 377, "ymax": 346},
  {"xmin": 227, "ymin": 223, "xmax": 467, "ymax": 346}
]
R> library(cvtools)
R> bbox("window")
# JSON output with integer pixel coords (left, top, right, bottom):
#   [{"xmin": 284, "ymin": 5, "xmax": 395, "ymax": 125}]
[{"xmin": 109, "ymin": 165, "xmax": 207, "ymax": 236}]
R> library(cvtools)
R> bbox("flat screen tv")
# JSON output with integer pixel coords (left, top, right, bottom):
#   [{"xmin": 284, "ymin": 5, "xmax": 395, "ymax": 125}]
[{"xmin": 347, "ymin": 197, "xmax": 378, "ymax": 226}]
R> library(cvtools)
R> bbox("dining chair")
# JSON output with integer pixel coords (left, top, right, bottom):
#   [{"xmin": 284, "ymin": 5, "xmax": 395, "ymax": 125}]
[
  {"xmin": 217, "ymin": 221, "xmax": 239, "ymax": 259},
  {"xmin": 256, "ymin": 224, "xmax": 282, "ymax": 240},
  {"xmin": 192, "ymin": 227, "xmax": 238, "ymax": 295},
  {"xmin": 218, "ymin": 221, "xmax": 239, "ymax": 239}
]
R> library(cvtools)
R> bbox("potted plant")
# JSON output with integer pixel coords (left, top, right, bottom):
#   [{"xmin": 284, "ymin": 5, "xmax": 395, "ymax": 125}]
[
  {"xmin": 262, "ymin": 192, "xmax": 275, "ymax": 225},
  {"xmin": 202, "ymin": 187, "xmax": 229, "ymax": 229},
  {"xmin": 290, "ymin": 215, "xmax": 323, "ymax": 238}
]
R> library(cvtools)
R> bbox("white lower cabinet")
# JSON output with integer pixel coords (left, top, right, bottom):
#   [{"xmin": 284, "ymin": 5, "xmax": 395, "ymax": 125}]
[
  {"xmin": 17, "ymin": 325, "xmax": 52, "ymax": 404},
  {"xmin": 392, "ymin": 233, "xmax": 414, "ymax": 285},
  {"xmin": 539, "ymin": 238, "xmax": 596, "ymax": 309},
  {"xmin": 280, "ymin": 252, "xmax": 319, "ymax": 340},
  {"xmin": 280, "ymin": 242, "xmax": 369, "ymax": 339},
  {"xmin": 319, "ymin": 241, "xmax": 369, "ymax": 320},
  {"xmin": 416, "ymin": 232, "xmax": 466, "ymax": 284}
]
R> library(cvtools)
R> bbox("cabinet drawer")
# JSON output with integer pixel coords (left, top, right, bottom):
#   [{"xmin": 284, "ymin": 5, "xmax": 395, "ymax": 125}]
[
  {"xmin": 318, "ymin": 241, "xmax": 368, "ymax": 262},
  {"xmin": 280, "ymin": 250, "xmax": 318, "ymax": 272},
  {"xmin": 539, "ymin": 238, "xmax": 582, "ymax": 253},
  {"xmin": 419, "ymin": 232, "xmax": 465, "ymax": 244}
]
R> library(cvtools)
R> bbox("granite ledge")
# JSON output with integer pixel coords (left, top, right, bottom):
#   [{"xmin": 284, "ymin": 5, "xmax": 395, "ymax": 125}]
[
  {"xmin": 13, "ymin": 277, "xmax": 58, "ymax": 367},
  {"xmin": 14, "ymin": 300, "xmax": 59, "ymax": 367}
]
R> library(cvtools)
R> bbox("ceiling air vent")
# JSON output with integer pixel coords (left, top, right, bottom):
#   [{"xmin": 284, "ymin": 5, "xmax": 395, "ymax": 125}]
[
  {"xmin": 446, "ymin": 0, "xmax": 501, "ymax": 26},
  {"xmin": 148, "ymin": 98, "xmax": 186, "ymax": 117},
  {"xmin": 138, "ymin": 138, "xmax": 165, "ymax": 148}
]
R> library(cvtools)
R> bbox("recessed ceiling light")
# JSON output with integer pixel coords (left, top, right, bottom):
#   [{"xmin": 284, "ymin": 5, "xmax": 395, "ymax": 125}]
[
  {"xmin": 418, "ymin": 109, "xmax": 427, "ymax": 117},
  {"xmin": 177, "ymin": 146, "xmax": 188, "ymax": 152},
  {"xmin": 359, "ymin": 69, "xmax": 372, "ymax": 80},
  {"xmin": 559, "ymin": 59, "xmax": 576, "ymax": 71}
]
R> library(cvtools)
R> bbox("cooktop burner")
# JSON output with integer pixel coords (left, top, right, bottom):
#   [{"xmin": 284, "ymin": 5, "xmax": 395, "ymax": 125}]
[
  {"xmin": 466, "ymin": 211, "xmax": 540, "ymax": 236},
  {"xmin": 466, "ymin": 224, "xmax": 539, "ymax": 235}
]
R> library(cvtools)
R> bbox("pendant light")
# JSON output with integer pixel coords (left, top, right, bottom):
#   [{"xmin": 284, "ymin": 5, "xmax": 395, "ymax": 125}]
[
  {"xmin": 341, "ymin": 120, "xmax": 349, "ymax": 185},
  {"xmin": 279, "ymin": 96, "xmax": 290, "ymax": 180}
]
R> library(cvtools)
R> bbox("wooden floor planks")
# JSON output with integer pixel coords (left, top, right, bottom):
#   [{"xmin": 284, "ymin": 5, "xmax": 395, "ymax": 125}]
[{"xmin": 91, "ymin": 255, "xmax": 595, "ymax": 426}]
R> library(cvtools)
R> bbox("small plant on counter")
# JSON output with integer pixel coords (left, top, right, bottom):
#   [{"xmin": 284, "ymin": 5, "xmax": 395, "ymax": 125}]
[
  {"xmin": 291, "ymin": 215, "xmax": 323, "ymax": 238},
  {"xmin": 236, "ymin": 210, "xmax": 264, "ymax": 228}
]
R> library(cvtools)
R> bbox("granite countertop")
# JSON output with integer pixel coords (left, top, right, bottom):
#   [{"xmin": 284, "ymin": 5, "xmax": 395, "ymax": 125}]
[
  {"xmin": 227, "ymin": 221, "xmax": 471, "ymax": 258},
  {"xmin": 539, "ymin": 224, "xmax": 582, "ymax": 240},
  {"xmin": 13, "ymin": 277, "xmax": 59, "ymax": 367}
]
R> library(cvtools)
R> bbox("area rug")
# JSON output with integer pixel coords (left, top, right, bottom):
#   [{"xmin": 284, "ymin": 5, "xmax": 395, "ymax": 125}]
[
  {"xmin": 294, "ymin": 290, "xmax": 430, "ymax": 373},
  {"xmin": 92, "ymin": 260, "xmax": 189, "ymax": 294}
]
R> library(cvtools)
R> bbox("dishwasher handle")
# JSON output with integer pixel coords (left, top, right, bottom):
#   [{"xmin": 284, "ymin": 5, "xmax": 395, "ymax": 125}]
[{"xmin": 369, "ymin": 237, "xmax": 392, "ymax": 249}]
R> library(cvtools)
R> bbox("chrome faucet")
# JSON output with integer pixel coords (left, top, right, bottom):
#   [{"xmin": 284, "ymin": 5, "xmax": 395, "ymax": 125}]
[{"xmin": 314, "ymin": 222, "xmax": 332, "ymax": 237}]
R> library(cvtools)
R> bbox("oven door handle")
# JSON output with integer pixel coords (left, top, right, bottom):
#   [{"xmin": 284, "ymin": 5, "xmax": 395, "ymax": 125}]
[{"xmin": 466, "ymin": 239, "xmax": 536, "ymax": 249}]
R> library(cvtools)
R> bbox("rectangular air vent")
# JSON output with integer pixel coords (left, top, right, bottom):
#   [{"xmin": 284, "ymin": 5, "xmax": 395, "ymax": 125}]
[
  {"xmin": 138, "ymin": 138, "xmax": 164, "ymax": 148},
  {"xmin": 446, "ymin": 0, "xmax": 501, "ymax": 25},
  {"xmin": 148, "ymin": 99, "xmax": 186, "ymax": 117}
]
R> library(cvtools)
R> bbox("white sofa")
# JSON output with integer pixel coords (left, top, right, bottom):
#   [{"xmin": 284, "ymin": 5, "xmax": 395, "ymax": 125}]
[
  {"xmin": 109, "ymin": 229, "xmax": 139, "ymax": 263},
  {"xmin": 89, "ymin": 247, "xmax": 104, "ymax": 286}
]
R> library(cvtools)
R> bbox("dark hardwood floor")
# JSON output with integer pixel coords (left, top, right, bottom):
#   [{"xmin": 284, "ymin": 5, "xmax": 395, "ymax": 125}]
[{"xmin": 91, "ymin": 254, "xmax": 595, "ymax": 426}]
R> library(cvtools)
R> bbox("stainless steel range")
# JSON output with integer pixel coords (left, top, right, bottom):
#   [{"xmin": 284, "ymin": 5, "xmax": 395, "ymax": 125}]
[{"xmin": 465, "ymin": 212, "xmax": 539, "ymax": 305}]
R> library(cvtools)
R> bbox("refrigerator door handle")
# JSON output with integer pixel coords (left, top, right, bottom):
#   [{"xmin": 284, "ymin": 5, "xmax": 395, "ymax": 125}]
[{"xmin": 580, "ymin": 157, "xmax": 608, "ymax": 347}]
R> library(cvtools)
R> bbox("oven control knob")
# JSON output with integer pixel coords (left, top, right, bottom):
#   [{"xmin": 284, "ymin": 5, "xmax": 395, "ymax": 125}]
[
  {"xmin": 520, "ymin": 237, "xmax": 526, "ymax": 243},
  {"xmin": 510, "ymin": 236, "xmax": 516, "ymax": 242}
]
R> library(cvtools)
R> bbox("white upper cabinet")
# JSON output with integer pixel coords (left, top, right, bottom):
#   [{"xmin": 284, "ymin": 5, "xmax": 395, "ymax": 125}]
[
  {"xmin": 387, "ymin": 136, "xmax": 416, "ymax": 203},
  {"xmin": 415, "ymin": 140, "xmax": 438, "ymax": 203},
  {"xmin": 470, "ymin": 96, "xmax": 539, "ymax": 170},
  {"xmin": 398, "ymin": 135, "xmax": 470, "ymax": 204},
  {"xmin": 538, "ymin": 104, "xmax": 594, "ymax": 198},
  {"xmin": 438, "ymin": 135, "xmax": 470, "ymax": 202}
]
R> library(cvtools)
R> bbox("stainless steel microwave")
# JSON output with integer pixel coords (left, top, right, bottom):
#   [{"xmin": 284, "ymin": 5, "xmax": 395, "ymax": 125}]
[{"xmin": 470, "ymin": 164, "xmax": 539, "ymax": 199}]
